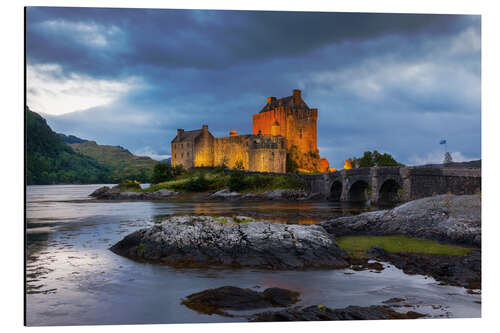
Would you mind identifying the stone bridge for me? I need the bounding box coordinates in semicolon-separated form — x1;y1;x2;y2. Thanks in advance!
300;166;481;204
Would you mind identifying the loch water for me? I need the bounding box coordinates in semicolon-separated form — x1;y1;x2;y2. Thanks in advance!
26;184;481;326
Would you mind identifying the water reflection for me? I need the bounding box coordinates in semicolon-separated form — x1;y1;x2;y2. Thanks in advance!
25;185;480;326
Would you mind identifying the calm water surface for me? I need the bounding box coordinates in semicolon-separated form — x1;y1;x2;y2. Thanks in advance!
26;184;480;326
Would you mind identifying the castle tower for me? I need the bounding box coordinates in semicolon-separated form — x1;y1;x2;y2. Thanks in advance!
252;89;318;154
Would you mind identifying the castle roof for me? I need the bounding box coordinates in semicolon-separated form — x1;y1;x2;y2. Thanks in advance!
171;129;203;142
259;94;310;113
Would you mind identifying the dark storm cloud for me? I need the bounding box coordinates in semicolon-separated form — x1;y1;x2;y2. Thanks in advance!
26;7;481;167
27;7;467;76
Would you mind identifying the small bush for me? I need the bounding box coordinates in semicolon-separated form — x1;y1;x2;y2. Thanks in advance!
252;174;272;188
228;172;247;192
173;164;186;177
152;162;174;184
184;173;212;192
118;179;141;190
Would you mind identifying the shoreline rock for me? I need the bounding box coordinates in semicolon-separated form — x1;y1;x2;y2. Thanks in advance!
181;286;427;321
206;189;309;201
110;215;349;269
181;286;300;316
367;246;481;290
90;185;179;200
90;186;311;202
250;304;427;321
320;194;481;247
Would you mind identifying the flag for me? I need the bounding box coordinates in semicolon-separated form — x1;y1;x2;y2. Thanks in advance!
439;140;447;145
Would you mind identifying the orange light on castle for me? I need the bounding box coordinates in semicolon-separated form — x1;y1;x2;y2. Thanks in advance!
328;168;337;172
343;160;353;170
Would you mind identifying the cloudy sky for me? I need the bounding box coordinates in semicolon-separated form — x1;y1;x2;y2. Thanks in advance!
26;7;481;169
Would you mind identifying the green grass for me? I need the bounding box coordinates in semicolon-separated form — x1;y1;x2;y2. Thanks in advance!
143;168;304;193
337;235;472;258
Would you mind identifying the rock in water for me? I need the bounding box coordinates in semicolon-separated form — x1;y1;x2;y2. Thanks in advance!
181;286;300;315
250;305;426;321
110;216;349;269
89;186;179;200
89;186;111;197
320;194;481;247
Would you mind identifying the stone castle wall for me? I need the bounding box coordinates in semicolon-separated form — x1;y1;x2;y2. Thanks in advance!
171;136;195;168
252;107;318;153
249;148;287;173
213;135;252;169
193;127;214;167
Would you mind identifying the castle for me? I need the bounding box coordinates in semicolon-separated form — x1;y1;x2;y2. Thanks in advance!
171;89;329;173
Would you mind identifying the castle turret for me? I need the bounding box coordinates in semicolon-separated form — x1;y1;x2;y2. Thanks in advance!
253;89;317;154
292;89;301;103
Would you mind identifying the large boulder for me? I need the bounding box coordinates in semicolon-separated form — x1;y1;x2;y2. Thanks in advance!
110;216;349;269
320;194;481;247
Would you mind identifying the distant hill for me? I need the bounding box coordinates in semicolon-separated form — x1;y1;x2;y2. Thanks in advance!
58;133;88;144
68;141;157;182
26;108;112;185
27;108;159;184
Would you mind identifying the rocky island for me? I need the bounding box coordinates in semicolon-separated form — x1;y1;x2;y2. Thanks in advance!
110;215;349;269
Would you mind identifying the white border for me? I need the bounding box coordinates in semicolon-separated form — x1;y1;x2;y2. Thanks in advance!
2;1;499;332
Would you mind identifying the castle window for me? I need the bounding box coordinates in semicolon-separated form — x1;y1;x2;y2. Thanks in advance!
187;152;190;157
175;154;177;158
181;153;184;158
181;143;183;148
299;128;303;139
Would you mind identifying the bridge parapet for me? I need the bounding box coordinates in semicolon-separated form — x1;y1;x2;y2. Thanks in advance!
299;166;481;204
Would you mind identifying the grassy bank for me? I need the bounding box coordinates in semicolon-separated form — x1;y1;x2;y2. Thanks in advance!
143;168;304;193
337;235;472;258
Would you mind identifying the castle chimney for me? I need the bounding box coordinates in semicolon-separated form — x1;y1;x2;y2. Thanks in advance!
177;129;184;138
293;89;301;102
266;96;276;104
202;125;208;132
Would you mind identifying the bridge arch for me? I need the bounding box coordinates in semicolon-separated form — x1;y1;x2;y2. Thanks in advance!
348;180;370;203
329;181;343;201
377;178;402;204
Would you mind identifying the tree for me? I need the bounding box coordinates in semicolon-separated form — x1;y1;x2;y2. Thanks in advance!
349;150;404;168
152;162;174;184
173;164;185;177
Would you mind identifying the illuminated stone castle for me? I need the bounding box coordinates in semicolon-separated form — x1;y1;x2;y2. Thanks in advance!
171;89;328;173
